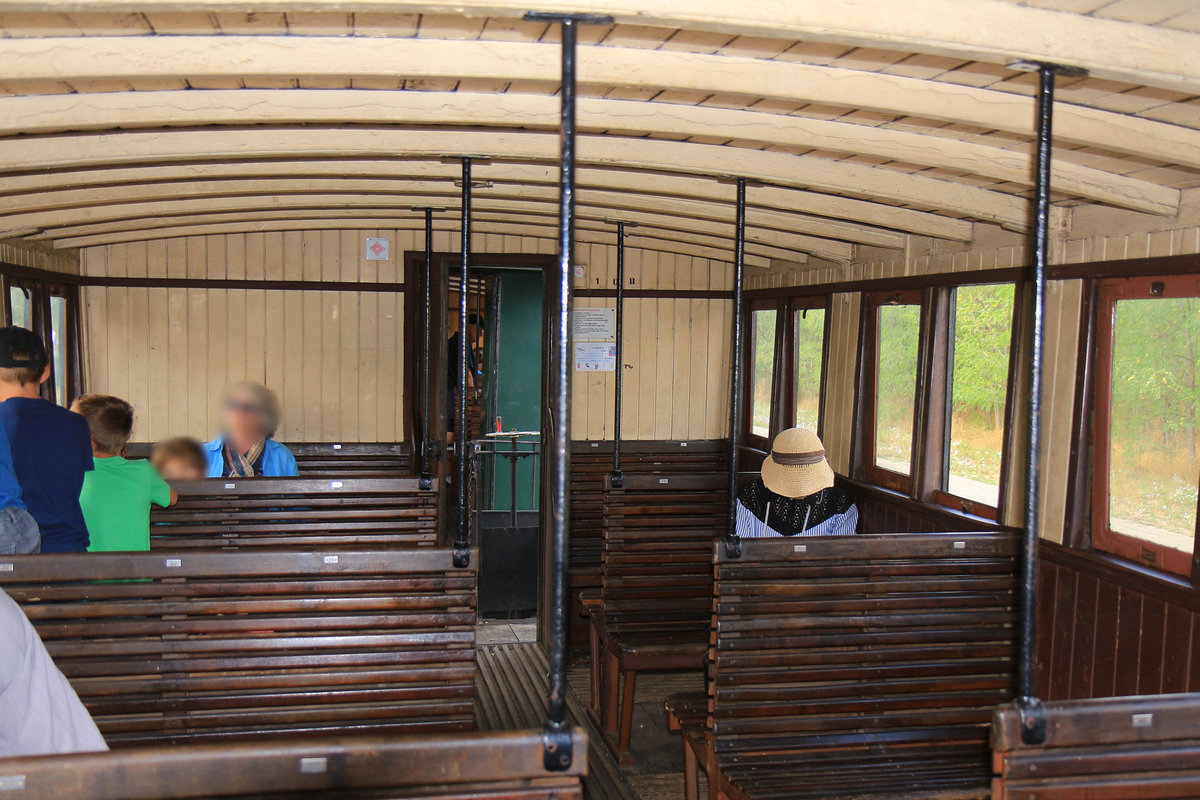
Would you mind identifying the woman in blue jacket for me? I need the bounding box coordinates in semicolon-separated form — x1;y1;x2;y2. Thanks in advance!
205;382;298;478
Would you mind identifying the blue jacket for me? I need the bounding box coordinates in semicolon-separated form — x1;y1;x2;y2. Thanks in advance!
205;438;299;478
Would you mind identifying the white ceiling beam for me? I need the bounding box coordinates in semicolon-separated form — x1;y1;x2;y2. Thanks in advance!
1;90;1175;215
56;216;773;268
0;159;959;242
0;35;1195;170
0;176;868;255
0;127;1028;226
11;191;841;260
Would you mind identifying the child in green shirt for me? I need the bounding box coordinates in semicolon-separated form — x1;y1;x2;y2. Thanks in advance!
71;395;176;552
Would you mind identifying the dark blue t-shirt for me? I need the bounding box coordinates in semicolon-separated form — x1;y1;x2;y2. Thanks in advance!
0;398;93;553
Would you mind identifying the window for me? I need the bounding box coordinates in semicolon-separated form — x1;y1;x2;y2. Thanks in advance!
2;273;80;407
1092;275;1200;576
49;294;69;407
793;306;825;430
749;308;777;440
944;284;1016;510
865;294;922;488
9;286;30;329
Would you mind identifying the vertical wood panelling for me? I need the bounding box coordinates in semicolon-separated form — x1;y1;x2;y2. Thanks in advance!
1041;543;1200;703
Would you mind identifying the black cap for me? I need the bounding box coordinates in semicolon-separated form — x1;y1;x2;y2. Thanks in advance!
0;326;48;371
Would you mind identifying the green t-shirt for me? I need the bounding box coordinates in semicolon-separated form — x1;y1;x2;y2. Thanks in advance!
81;456;172;552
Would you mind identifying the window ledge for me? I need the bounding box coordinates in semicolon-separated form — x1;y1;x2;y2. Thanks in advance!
1041;540;1199;610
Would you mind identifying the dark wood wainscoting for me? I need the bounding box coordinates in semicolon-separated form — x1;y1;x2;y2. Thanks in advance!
837;476;1005;534
1037;540;1200;700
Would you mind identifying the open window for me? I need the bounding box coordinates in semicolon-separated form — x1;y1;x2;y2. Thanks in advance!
859;290;923;493
747;304;778;444
1;271;81;407
935;283;1017;517
1091;274;1200;577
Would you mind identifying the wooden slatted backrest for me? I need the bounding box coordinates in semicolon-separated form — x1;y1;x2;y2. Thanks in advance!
124;442;413;477
571;440;729;572
0;549;477;747
0;730;585;800
150;478;438;549
711;533;1020;800
600;472;728;634
991;694;1200;800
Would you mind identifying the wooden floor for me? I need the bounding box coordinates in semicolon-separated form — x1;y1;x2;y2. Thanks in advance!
475;640;704;800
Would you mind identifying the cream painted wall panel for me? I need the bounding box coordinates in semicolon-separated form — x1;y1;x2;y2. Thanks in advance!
0;238;78;275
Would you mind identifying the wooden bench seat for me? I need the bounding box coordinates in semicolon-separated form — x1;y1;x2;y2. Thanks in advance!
125;442;413;477
991;694;1200;800
669;533;1020;800
593;472;727;760
0;549;477;746
0;730;585;800
150;477;438;549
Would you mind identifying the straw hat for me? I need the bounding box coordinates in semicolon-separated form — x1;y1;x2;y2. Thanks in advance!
760;427;836;499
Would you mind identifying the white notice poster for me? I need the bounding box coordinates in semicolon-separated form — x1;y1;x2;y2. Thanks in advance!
575;342;616;372
573;308;615;341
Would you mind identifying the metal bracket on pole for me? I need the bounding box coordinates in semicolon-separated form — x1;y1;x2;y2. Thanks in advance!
526;9;613;773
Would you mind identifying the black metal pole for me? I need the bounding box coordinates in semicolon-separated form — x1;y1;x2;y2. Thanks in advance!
418;206;437;490
611;220;628;486
1011;58;1084;745
724;178;747;559
454;157;473;568
525;8;612;772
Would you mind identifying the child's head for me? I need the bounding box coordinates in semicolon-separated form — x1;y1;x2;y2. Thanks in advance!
0;326;49;388
70;394;134;457
152;437;207;481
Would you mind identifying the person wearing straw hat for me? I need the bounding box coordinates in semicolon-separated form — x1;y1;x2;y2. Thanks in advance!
736;427;858;538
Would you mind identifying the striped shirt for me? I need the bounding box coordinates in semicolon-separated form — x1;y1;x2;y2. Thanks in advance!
735;499;859;539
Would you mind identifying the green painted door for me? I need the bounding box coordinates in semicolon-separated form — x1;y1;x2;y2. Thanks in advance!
492;270;543;510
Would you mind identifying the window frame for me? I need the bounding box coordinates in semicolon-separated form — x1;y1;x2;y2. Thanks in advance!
856;289;925;494
1089;273;1200;578
741;294;831;453
926;282;1021;521
1;269;82;406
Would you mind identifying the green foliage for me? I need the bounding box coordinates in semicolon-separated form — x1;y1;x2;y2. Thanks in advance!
951;284;1015;427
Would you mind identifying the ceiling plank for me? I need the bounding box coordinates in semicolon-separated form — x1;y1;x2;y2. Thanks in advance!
1;190;856;261
0;35;1196;169
2;89;1176;214
0;127;1028;226
52;216;775;268
0;158;963;241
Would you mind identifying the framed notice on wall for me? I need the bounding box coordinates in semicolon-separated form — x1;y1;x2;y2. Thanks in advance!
572;306;616;371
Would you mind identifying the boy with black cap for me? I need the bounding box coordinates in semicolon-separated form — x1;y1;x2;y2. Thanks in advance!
0;327;93;553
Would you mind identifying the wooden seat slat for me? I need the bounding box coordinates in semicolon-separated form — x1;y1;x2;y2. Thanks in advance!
991;694;1200;799
0;549;478;746
0;730;585;800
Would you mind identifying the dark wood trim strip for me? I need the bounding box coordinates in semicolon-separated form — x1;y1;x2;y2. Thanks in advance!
746;254;1200;301
1064;278;1098;548
0;262;83;285
79;276;406;293
1042;539;1200;612
574;288;732;299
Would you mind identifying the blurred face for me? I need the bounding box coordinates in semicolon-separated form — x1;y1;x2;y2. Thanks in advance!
224;393;266;445
159;457;204;482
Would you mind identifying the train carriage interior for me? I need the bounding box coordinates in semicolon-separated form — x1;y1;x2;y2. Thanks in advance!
0;2;1199;799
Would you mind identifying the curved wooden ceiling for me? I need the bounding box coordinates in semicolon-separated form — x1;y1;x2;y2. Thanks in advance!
0;0;1198;264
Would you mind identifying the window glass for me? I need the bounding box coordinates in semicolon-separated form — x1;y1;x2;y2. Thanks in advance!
50;295;68;406
749;309;777;439
947;284;1015;507
875;304;920;475
1107;296;1199;558
9;286;30;329
793;307;825;431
